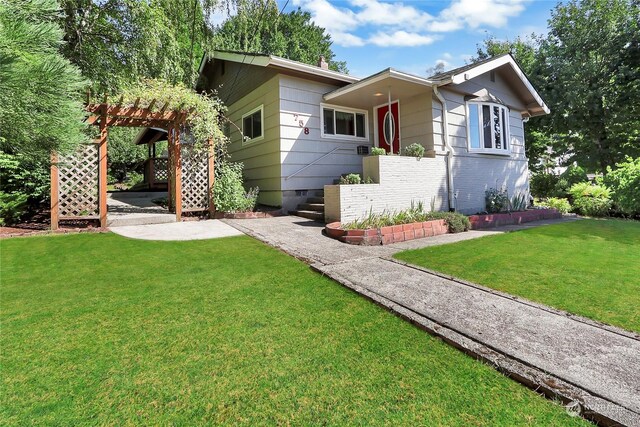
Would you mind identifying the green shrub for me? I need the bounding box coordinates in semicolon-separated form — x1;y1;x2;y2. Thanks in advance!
485;187;509;213
124;171;143;186
554;165;588;198
370;147;386;156
443;212;471;233
0;151;50;208
339;173;361;185
603;157;640;217
213;160;259;213
530;172;559;198
569;182;611;217
0;191;28;226
538;197;572;214
404;143;425;158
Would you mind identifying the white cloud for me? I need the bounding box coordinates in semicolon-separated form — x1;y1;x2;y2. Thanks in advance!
369;31;437;47
350;0;433;30
436;0;529;30
294;0;530;47
333;32;366;47
293;0;358;33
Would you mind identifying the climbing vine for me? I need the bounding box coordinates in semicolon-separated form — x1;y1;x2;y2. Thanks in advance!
120;79;227;148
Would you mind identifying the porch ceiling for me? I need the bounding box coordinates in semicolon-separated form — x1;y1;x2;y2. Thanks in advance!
323;68;432;109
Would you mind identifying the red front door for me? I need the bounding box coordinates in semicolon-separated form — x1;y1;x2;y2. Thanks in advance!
376;102;400;154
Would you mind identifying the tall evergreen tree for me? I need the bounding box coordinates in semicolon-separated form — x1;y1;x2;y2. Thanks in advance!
0;0;87;156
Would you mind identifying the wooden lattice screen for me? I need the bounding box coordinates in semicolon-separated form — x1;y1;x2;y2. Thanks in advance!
181;145;211;211
154;158;169;182
56;144;100;218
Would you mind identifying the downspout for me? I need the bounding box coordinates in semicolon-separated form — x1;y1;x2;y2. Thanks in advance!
432;85;456;211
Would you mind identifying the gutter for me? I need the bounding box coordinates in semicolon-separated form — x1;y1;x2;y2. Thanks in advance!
432;85;456;212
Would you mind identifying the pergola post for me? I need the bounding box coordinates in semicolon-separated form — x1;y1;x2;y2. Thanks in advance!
167;125;174;211
173;124;182;221
98;109;108;228
208;139;215;217
50;151;59;230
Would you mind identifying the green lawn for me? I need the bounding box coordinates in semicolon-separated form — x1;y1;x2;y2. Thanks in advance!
1;233;588;426
395;219;640;333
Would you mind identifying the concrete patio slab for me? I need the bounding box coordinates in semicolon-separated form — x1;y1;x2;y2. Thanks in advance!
223;215;640;426
107;191;174;227
110;219;243;241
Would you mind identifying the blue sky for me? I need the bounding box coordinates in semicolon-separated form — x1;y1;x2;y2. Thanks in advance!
272;0;558;78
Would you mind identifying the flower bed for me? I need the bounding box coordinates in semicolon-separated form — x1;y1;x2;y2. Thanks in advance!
325;219;449;246
468;208;561;229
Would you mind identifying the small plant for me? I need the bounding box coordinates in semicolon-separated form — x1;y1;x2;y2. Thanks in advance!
538;197;571;214
339;173;361;185
485;187;509;213
370;147;386;156
404;143;425;158
569;182;611;217
363;176;374;184
509;192;528;212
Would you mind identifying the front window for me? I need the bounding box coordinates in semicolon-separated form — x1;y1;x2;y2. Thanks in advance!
322;105;367;139
242;105;263;143
468;102;509;153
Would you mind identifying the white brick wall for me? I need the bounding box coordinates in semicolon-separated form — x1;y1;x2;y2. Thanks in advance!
452;155;530;214
325;153;531;222
325;155;449;223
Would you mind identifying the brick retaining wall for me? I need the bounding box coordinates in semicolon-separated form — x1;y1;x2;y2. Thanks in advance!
325;219;448;246
469;209;561;229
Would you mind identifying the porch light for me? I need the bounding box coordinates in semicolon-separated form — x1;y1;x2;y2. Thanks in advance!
373;92;384;96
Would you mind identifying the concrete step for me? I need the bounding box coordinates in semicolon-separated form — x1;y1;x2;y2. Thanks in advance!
107;213;176;227
298;203;325;212
289;210;325;222
307;196;324;204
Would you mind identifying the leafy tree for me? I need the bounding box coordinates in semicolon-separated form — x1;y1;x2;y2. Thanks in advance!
539;0;640;172
0;0;88;156
213;2;347;73
60;0;227;92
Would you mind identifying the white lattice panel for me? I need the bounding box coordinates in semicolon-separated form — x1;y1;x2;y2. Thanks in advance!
181;146;210;211
58;144;99;217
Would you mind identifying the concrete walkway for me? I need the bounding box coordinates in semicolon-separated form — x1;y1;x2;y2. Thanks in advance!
223;216;640;427
111;219;243;241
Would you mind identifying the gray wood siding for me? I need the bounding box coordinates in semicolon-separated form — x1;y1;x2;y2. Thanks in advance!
225;75;282;206
279;75;373;193
201;60;278;107
398;92;433;152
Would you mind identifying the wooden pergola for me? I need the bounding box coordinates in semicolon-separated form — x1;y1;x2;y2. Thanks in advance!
50;96;215;229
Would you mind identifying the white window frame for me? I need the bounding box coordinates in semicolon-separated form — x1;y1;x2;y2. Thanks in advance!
241;104;264;145
466;101;511;155
320;103;369;141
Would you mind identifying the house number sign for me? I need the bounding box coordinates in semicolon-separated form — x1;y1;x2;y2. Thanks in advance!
292;112;310;135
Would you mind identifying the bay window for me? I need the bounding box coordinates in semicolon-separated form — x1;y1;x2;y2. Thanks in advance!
467;102;510;153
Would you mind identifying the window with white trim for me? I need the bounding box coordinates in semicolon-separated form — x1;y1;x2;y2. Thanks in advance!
322;105;367;139
467;102;510;153
242;105;263;142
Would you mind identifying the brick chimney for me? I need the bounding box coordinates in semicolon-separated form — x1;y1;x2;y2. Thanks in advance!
318;55;329;70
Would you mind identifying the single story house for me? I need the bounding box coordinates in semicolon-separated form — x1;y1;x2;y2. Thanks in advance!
194;50;549;221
